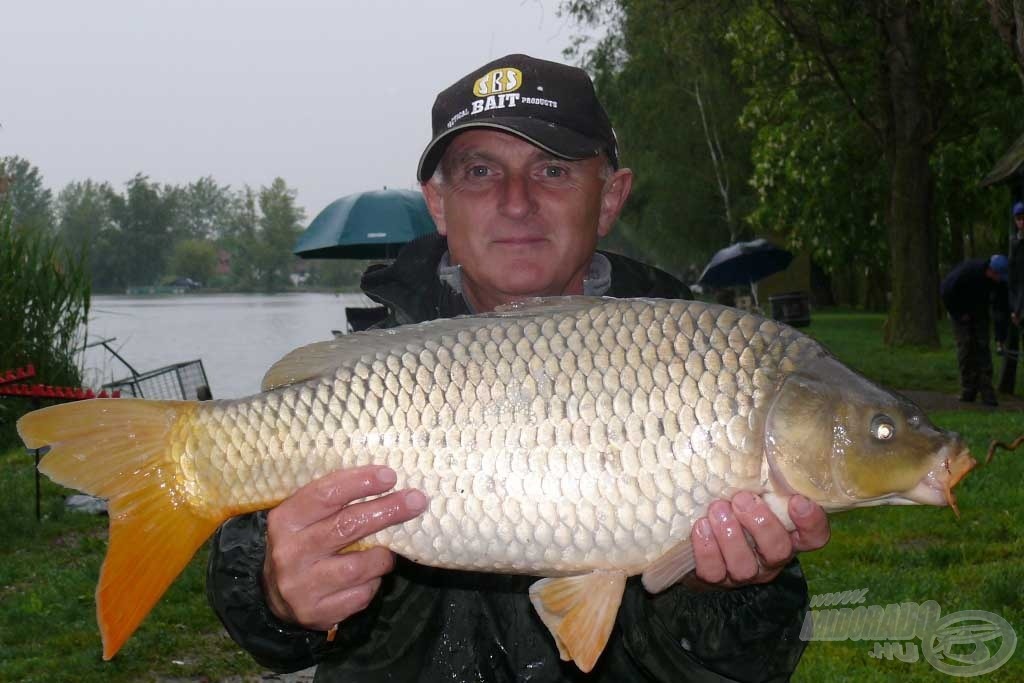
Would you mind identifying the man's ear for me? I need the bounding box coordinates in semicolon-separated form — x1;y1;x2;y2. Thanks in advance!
421;181;447;236
597;168;633;238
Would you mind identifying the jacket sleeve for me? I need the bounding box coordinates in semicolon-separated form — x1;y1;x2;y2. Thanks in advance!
617;560;809;682
206;513;367;672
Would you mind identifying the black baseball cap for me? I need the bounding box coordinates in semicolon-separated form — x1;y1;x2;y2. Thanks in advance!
417;54;619;182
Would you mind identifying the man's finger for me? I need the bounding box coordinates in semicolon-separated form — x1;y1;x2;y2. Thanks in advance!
731;491;793;568
285;547;396;629
297;577;385;632
690;517;727;584
788;495;830;552
309;488;428;554
707;500;760;583
271;466;400;531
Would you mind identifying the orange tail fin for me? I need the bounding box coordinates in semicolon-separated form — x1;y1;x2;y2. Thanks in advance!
18;398;223;660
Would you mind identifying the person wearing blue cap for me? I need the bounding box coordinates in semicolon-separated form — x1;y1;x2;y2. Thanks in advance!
940;255;1010;406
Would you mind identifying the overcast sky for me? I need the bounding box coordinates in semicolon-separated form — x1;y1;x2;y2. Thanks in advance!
1;0;590;220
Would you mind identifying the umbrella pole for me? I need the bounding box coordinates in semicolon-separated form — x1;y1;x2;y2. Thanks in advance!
751;280;759;310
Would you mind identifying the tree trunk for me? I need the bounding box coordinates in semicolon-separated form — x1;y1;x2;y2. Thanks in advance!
692;79;737;243
882;3;940;347
884;143;939;346
949;215;964;264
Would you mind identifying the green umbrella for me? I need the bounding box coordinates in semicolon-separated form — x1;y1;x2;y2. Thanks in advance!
293;188;437;259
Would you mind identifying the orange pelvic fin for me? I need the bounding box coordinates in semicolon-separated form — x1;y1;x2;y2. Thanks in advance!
18;398;222;660
528;569;627;673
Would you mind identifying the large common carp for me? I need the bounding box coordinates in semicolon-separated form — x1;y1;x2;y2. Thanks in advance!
18;297;975;671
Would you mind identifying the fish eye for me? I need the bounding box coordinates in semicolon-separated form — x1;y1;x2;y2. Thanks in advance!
871;415;896;441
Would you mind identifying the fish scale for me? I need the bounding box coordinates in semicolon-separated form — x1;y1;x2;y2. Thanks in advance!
179;299;790;575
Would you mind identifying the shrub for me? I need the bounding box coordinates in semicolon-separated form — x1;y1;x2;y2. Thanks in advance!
0;200;91;445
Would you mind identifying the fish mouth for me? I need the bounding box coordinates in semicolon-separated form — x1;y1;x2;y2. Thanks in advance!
902;443;977;516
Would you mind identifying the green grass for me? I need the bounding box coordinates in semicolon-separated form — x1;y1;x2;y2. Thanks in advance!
1;310;1021;681
0;450;264;682
802;310;962;394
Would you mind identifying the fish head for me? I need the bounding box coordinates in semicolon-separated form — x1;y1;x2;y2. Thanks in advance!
764;356;975;513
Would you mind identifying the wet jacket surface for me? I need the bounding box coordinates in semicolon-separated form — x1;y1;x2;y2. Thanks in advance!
207;234;811;682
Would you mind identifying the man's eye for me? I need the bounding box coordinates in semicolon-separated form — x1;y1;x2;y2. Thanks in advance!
468;166;490;177
543;166;566;178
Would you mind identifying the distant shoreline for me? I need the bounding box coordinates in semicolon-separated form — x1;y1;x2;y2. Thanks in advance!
91;287;364;297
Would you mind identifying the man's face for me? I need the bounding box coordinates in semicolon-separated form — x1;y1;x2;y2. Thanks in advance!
422;130;632;312
1015;213;1024;233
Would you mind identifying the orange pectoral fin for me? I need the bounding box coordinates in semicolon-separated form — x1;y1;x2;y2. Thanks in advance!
528;570;627;673
641;540;696;593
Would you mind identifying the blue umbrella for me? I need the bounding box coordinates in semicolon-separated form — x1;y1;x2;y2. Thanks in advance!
293;188;437;259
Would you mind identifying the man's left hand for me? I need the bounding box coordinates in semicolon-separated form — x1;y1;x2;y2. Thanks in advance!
687;492;829;588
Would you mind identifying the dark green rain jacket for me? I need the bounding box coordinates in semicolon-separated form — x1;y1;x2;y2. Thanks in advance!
207;234;811;682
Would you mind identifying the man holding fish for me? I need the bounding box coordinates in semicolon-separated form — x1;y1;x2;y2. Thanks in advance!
207;54;831;680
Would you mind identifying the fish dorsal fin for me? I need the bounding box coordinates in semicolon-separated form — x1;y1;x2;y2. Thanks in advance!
261;297;609;391
261;330;398;391
641;540;696;593
491;295;606;317
528;569;627;673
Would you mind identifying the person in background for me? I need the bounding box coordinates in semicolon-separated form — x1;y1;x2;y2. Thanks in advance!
940;254;1009;407
1008;202;1024;330
206;54;830;682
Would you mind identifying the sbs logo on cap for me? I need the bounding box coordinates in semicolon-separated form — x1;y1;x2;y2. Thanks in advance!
473;68;523;97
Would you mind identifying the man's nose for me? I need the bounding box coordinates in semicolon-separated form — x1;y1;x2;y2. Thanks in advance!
498;172;537;219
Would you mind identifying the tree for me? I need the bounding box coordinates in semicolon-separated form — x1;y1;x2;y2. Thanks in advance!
219;186;261;290
55;180;115;285
172;176;234;241
987;0;1024;88
732;1;1017;345
563;0;756;273
0;156;54;234
104;175;179;288
168;239;218;284
252;179;304;292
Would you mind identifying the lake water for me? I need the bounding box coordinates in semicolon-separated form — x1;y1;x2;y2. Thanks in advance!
82;293;375;399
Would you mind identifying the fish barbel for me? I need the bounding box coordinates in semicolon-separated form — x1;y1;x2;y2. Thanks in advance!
18;297;975;671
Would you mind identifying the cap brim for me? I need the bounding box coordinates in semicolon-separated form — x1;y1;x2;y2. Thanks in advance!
417;118;611;182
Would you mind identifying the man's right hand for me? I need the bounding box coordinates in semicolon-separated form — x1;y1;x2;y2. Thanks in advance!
262;465;428;632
